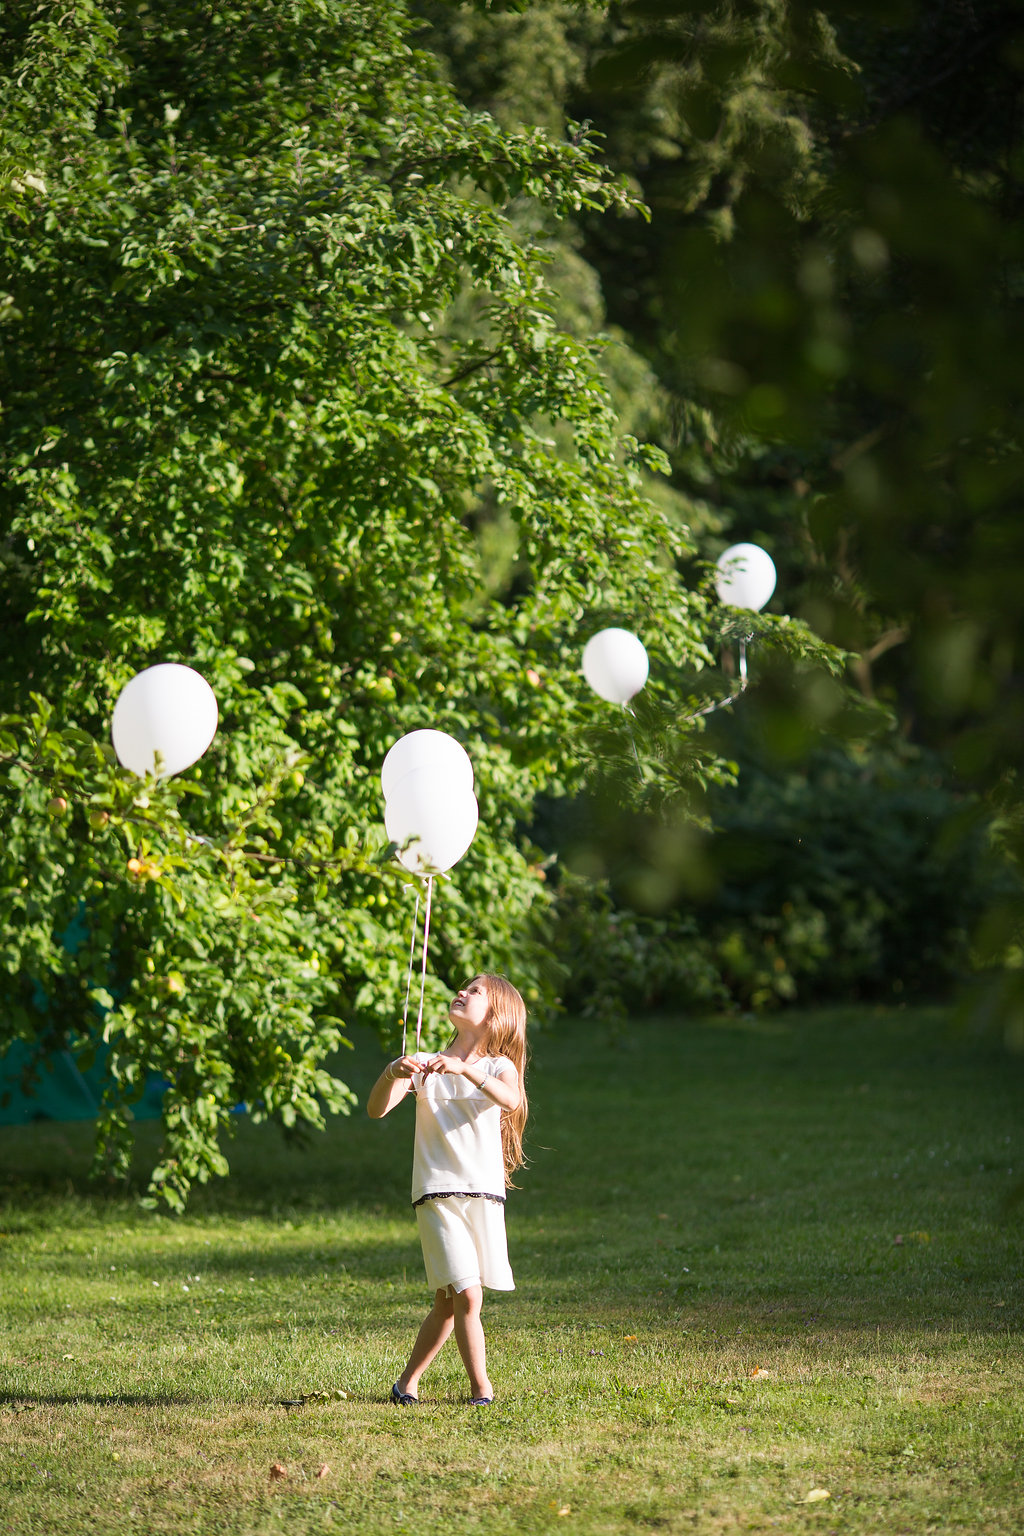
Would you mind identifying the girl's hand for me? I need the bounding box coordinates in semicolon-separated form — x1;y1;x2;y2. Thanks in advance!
423;1052;466;1076
367;1053;424;1118
389;1055;423;1080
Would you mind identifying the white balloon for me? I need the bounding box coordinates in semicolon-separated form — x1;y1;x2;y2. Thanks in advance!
715;543;777;612
384;768;479;875
582;628;649;706
111;663;218;779
381;728;474;801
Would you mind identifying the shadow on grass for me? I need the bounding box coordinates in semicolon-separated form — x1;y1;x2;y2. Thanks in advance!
0;1389;457;1412
0;1392;190;1409
2;1008;1022;1344
0;1030;407;1219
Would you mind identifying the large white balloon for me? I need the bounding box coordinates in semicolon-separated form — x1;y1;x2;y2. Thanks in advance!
715;543;777;612
381;728;474;802
384;767;479;875
582;628;650;706
111;663;218;779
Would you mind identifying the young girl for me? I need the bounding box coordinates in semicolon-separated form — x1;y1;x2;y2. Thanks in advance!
366;973;528;1407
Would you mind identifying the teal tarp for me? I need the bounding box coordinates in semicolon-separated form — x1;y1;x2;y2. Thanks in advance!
0;1039;165;1126
0;905;165;1126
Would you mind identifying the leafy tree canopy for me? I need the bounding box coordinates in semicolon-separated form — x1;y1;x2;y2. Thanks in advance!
0;0;837;1204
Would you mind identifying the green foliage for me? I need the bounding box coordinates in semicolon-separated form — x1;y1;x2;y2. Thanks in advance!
423;1;1024;1033
580;0;1024;1028
544;732;1015;1015
549;868;726;1024
0;693;360;1207
581;0;1024;737
440;0;1024;750
6;0;840;1205
689;743;1014;1011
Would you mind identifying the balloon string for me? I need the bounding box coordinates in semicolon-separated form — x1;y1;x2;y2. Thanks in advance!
414;874;434;1055
623;704;643;783
400;884;421;1059
685;636;752;723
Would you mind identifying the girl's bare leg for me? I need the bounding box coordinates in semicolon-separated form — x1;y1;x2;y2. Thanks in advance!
452;1284;493;1401
396;1289;455;1397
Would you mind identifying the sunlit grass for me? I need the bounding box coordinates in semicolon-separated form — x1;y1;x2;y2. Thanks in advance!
1;1005;1022;1533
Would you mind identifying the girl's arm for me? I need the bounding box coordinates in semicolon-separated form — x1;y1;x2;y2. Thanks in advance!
424;1055;521;1112
366;1055;421;1119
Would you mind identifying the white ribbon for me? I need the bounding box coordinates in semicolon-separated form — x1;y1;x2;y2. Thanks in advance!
400;884;421;1059
414;875;434;1055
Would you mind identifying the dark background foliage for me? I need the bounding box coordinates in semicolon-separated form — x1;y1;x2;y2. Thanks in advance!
414;0;1024;1025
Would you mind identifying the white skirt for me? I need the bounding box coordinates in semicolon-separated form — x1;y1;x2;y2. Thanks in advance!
415;1195;515;1295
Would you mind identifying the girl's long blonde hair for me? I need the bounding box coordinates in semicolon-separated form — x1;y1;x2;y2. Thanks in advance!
475;973;529;1187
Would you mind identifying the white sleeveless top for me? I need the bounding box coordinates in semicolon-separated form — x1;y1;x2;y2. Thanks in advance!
410;1053;515;1205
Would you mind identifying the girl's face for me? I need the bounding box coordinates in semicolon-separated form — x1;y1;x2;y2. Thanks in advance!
449;977;489;1028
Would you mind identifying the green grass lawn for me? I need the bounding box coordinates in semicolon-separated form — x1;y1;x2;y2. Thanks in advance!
1;1005;1022;1534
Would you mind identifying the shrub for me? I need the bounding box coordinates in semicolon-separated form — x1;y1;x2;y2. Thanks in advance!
549;871;727;1027
544;742;1017;1015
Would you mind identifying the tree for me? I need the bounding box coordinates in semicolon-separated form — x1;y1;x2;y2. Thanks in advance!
582;0;1024;1028
1;0;837;1203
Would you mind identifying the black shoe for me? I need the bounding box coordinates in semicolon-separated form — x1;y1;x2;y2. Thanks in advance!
468;1396;493;1406
391;1382;418;1406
